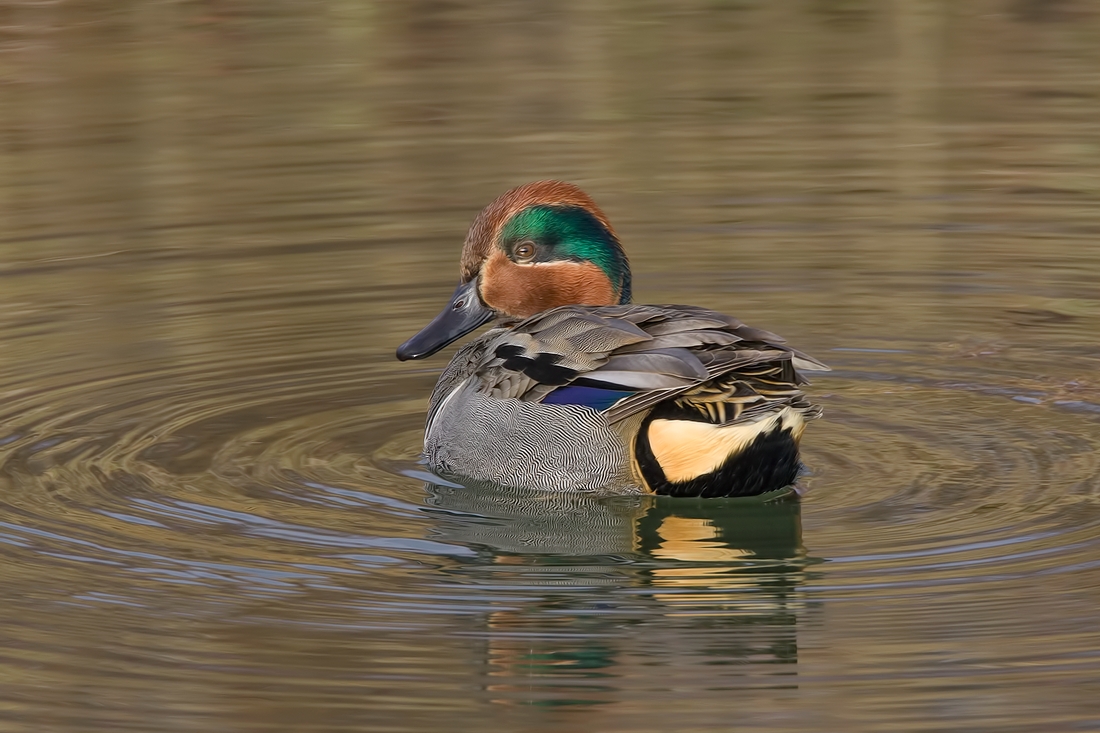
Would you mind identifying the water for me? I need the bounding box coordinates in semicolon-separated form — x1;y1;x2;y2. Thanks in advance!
2;2;1100;731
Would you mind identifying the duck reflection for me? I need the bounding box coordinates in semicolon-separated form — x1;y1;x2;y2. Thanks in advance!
424;482;650;556
423;483;810;708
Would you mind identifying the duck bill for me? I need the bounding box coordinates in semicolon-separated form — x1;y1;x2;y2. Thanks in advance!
396;279;495;361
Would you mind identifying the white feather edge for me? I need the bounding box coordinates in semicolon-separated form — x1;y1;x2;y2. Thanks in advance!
426;376;470;441
793;355;831;372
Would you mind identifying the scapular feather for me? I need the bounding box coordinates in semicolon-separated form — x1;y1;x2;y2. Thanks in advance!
447;304;826;428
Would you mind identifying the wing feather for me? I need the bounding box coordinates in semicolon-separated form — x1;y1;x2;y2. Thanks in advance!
457;304;827;423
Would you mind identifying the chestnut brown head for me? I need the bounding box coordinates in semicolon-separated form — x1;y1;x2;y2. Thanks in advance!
397;181;631;360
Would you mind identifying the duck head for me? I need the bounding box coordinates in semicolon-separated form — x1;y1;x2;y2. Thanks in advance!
396;181;632;360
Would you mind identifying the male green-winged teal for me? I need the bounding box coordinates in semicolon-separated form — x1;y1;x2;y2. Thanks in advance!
396;181;828;497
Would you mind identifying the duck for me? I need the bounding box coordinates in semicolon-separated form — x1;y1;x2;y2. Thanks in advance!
396;181;828;497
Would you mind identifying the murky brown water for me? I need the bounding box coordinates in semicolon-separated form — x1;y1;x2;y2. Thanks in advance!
2;2;1100;731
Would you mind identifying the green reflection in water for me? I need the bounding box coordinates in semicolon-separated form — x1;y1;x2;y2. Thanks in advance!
426;484;810;707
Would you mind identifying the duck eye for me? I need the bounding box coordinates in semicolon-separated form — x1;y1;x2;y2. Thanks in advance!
514;241;536;262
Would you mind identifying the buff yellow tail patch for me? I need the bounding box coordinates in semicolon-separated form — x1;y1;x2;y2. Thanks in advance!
647;407;805;483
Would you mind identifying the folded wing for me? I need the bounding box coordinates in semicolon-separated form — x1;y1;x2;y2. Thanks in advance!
470;304;827;426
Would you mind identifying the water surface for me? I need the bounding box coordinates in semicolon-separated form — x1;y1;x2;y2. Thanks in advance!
2;2;1100;731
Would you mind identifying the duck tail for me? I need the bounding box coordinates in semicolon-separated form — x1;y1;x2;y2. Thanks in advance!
633;405;809;498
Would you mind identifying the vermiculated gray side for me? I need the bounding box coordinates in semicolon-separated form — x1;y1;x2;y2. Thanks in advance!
424;382;632;493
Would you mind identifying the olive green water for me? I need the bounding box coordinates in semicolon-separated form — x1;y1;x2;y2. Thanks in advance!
2;2;1100;731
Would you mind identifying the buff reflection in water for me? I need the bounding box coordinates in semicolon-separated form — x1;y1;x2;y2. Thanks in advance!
424;483;811;707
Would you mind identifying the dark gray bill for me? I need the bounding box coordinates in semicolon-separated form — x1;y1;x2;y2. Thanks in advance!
396;279;494;360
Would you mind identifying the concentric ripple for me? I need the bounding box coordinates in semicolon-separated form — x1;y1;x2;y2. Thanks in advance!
3;0;1100;726
2;245;1100;729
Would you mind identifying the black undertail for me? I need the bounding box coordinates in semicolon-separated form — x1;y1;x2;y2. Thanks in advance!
635;409;802;499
